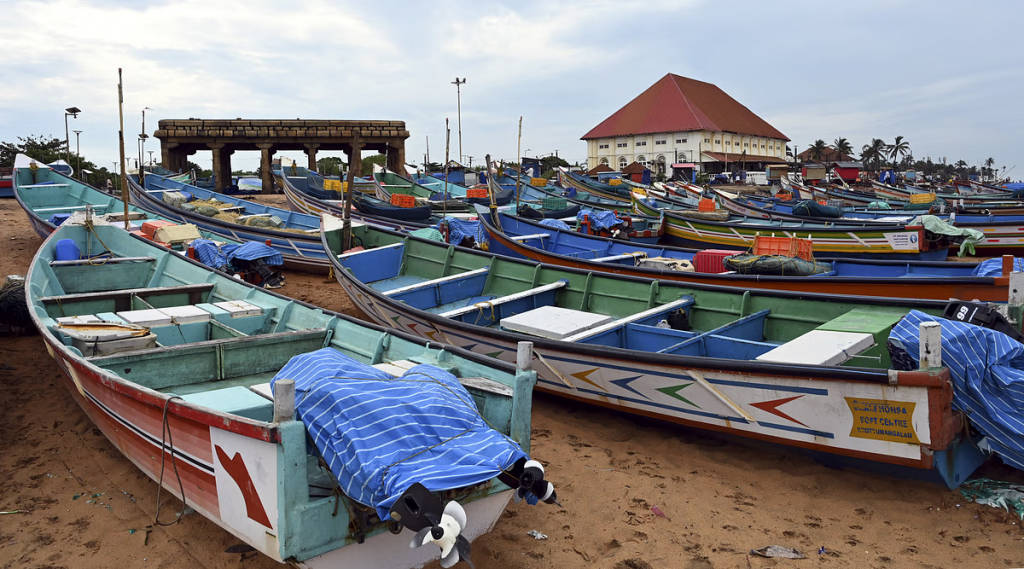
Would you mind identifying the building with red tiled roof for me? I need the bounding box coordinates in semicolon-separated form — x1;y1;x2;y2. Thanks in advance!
582;74;789;176
587;163;614;176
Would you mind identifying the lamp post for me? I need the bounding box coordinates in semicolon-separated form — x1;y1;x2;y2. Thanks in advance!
148;150;154;167
138;134;149;182
451;77;466;160
73;130;82;180
64;106;81;165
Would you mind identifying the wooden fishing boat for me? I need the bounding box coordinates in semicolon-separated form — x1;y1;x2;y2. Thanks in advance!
11;155;239;247
322;216;1002;488
127;173;331;273
506;173;633;214
631;192;951;260
556;169;630;202
28;219;550;568
0;166;12;198
477;208;1015;302
871;180;1024;206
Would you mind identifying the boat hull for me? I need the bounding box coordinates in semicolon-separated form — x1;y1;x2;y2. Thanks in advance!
326;247;983;489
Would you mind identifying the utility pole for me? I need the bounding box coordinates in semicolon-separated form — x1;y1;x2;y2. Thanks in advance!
73;130;82;180
64;106;80;165
451;77;466;160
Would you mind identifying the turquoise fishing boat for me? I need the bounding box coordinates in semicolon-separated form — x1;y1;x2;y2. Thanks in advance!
27;218;555;568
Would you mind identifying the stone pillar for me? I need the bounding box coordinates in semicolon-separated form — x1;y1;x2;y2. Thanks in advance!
386;141;406;174
208;143;226;192
304;143;320;172
220;148;235;191
161;143;173;171
257;143;275;194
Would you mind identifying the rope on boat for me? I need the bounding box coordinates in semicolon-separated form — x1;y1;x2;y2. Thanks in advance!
154;395;188;526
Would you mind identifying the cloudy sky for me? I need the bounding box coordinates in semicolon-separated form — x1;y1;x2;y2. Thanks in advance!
1;0;1021;178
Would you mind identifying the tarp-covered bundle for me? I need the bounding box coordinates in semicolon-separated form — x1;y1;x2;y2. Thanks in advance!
911;215;984;256
271;348;527;519
538;218;571;231
723;253;832;276
189;239;231;272
972;257;1024;277
577;209;622;231
408;227;445;242
222;242;283;266
442;218;487;248
889;311;1024;470
791;200;842;218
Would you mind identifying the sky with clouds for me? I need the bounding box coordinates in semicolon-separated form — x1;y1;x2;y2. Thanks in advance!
1;0;1021;178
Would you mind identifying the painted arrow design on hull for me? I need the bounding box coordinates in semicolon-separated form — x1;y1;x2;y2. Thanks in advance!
750;395;807;427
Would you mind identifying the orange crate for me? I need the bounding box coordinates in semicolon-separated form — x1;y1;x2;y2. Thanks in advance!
466;188;488;199
778;192;793;201
752;235;814;260
141;220;175;239
390;194;416;208
698;198;716;212
817;200;827;205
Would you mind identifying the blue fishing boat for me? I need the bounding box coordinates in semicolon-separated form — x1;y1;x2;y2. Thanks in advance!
127;173;331;273
475;207;1015;302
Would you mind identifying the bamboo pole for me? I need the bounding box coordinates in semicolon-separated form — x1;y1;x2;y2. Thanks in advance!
486;154;502;232
117;69;129;230
442;119;450;226
342;130;362;251
515;116;522;213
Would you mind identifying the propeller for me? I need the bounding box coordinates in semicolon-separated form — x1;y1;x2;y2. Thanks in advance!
390;482;475;568
498;458;560;507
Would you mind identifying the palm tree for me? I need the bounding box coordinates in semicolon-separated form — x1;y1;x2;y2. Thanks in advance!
954;160;968;178
859;139;887;173
809;139;828;164
887;136;910;168
833;137;853;161
984;157;995;180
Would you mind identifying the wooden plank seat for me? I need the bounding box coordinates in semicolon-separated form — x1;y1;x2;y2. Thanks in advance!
383;267;490;297
439;280;569;319
39;283;214;308
508;233;550;242
562;297;696;343
49;256;155;267
88;328;329;389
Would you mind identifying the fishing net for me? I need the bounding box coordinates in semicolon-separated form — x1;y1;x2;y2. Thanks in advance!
723;253;832;276
0;277;33;335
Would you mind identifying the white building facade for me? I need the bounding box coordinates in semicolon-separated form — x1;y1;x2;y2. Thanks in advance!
586;130;787;175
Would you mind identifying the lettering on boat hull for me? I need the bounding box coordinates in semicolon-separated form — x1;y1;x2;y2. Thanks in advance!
846;397;920;444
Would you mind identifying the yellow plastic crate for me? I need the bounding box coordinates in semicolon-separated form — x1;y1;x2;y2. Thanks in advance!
530;177;547;186
608;179;622;186
909;192;935;204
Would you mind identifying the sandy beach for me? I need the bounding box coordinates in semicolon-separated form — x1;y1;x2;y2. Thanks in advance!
3;195;1024;569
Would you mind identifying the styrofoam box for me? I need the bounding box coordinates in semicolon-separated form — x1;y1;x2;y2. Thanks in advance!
56;314;104;325
115;309;172;327
501;306;613;340
755;330;874;366
161;305;212;324
213;300;263;318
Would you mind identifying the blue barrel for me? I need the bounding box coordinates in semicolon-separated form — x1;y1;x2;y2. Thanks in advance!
180;191;194;202
55;239;82;261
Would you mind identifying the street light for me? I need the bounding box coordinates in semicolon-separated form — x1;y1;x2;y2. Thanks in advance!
148;150;154;167
64;106;81;165
138;134;149;180
73;130;82;180
451;77;466;160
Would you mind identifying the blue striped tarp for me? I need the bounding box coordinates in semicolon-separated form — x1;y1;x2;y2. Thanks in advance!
889;311;1024;470
271;348;526;519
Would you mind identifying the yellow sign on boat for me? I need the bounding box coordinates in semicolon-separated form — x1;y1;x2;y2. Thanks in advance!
322;179;343;192
846;397;920;444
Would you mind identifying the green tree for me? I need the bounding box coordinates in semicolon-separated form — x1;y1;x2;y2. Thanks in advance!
832;137;853;161
360;154;387;177
317;156;346;176
809;139;828;163
859;139;887;173
984;157;995;180
887;136;910;168
0;134;67;167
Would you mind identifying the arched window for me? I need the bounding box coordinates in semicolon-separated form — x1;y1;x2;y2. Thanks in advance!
656;155;667;175
618;157;627;170
637;155;647;168
599;158;609;166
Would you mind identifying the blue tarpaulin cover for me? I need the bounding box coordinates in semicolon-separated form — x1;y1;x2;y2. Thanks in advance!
889;311;1024;470
441;217;487;247
538;218;571;231
972;257;1024;277
222;242;284;266
190;239;230;271
271;348;527;519
577;209;622;231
